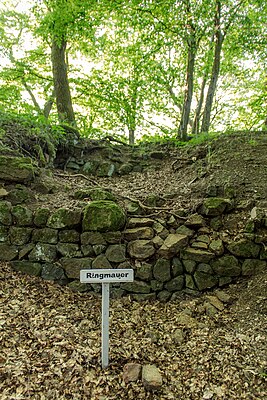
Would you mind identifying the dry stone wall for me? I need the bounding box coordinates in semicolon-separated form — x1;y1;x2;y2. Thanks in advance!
0;197;266;301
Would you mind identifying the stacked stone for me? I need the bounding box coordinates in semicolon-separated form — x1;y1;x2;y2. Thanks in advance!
0;196;266;300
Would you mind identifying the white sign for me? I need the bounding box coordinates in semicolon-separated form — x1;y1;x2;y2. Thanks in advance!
80;268;134;283
80;268;134;369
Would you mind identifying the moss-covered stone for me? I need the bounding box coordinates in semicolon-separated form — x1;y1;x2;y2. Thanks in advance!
211;255;241;276
19;243;35;259
57;243;82;258
60;257;92;279
96;161;115;177
260;247;267;260
82;201;126;232
242;259;266;276
58;229;80;243
172;258;184;276
92;254;111;269
12;205;33;226
6;185;32;205
181;247;215;263
183;259;196;274
127;217;155;228
82;160;100;174
185;274;197;290
0;201;12;225
74;187;116;201
41;263;68;284
105;244;126;263
209;239;224;255
34;208;50;227
176;225;195;237
185;213;206;228
135;262;153;281
47;208;81;229
32;228;58;244
123;280;151;294
102;231;122;244
123;227;154;241
81;244;95;257
125;200;142;215
131;293;156;301
194;271;218;291
157;290;172;302
227;239;260;258
0;156;34;182
0;243;18;260
28;243;57;262
165;275;184;292
151;280;164;291
9;227;32;245
200;197;232;216
127;240;155;259
153;258;171;282
158;234;188;258
11;261;42;276
81;231;106;245
68;281;91;292
93;244;107;255
0;226;9;242
118;163;133;175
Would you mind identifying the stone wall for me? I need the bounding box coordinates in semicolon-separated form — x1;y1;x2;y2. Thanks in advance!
0;197;266;301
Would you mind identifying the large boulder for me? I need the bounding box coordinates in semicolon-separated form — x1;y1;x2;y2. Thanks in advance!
82;201;126;232
0;156;34;182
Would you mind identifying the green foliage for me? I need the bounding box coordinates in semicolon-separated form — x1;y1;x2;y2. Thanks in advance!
0;0;266;140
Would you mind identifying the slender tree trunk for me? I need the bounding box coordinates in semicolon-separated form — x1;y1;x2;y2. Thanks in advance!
128;128;135;145
192;76;207;135
201;1;223;133
192;35;215;135
43;89;55;119
51;38;76;126
178;43;196;141
22;80;43;115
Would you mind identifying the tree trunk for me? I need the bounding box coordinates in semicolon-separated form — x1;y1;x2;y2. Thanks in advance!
128;128;135;145
192;35;215;135
43;89;55;119
201;1;223;133
192;76;207;135
178;43;196;141
51;38;76;126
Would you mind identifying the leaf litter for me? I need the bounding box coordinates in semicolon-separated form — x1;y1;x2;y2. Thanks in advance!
0;262;266;399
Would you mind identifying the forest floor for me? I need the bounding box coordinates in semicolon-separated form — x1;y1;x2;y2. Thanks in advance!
0;131;267;399
1;262;266;399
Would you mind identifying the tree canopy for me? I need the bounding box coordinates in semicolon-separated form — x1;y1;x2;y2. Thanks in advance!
0;0;266;143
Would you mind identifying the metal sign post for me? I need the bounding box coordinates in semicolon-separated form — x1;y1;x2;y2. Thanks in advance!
80;269;134;368
102;282;110;368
